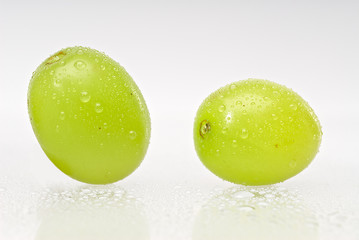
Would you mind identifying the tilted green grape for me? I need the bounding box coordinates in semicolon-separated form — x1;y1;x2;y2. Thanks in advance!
193;79;322;185
28;46;151;184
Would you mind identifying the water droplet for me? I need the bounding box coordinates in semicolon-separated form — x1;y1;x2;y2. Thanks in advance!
60;111;65;120
236;100;242;106
54;78;61;87
74;60;86;70
129;131;137;140
218;105;226;112
95;103;103;113
55;125;60;132
230;84;236;90
52;93;56;100
222;127;228;134
250;102;256;106
232;139;237;147
215;149;220;156
100;65;106;71
233;191;254;199
289;160;297;168
240;129;248;139
238;205;255;212
77;49;84;55
80;91;91;103
290;104;297;110
50;70;54;75
272;113;278;120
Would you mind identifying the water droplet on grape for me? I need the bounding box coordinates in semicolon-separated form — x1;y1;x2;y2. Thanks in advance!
59;111;65;120
74;60;86;70
272;113;278;120
218;105;226;112
230;84;236;90
80;91;91;103
240;129;248;139
77;49;84;55
129;131;137;140
95;103;103;113
289;160;297;168
232;139;237;147
290;104;297;110
54;78;61;87
55;125;60;132
100;65;106;71
236;100;242;106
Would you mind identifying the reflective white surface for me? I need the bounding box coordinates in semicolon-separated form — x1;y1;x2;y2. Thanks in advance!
1;1;359;239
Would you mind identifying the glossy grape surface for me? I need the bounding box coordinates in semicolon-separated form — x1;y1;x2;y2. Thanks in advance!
193;79;322;185
28;46;151;184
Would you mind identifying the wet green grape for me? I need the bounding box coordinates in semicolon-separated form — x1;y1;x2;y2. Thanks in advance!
28;46;151;184
193;79;322;185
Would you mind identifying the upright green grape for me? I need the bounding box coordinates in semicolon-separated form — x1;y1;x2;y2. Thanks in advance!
193;79;322;185
28;46;151;184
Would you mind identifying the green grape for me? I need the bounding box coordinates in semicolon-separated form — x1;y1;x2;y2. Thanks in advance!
193;79;322;185
28;46;151;184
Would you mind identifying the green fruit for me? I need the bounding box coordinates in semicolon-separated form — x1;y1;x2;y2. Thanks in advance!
28;46;151;184
193;79;322;185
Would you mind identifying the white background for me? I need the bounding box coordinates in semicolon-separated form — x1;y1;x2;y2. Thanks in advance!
1;0;359;239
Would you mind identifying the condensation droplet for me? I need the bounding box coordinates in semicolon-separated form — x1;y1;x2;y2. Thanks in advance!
100;65;106;71
290;104;297;110
272;113;278;120
55;125;60;132
234;191;254;199
218;105;226;112
232;139;237;147
80;91;91;103
238;205;255;212
240;128;248;139
74;60;86;70
95;103;103;113
289;160;297;168
77;49;84;55
236;100;242;106
129;131;137;140
230;84;236;90
60;111;65;120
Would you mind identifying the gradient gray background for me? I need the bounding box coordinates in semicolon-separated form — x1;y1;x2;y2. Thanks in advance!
1;1;359;239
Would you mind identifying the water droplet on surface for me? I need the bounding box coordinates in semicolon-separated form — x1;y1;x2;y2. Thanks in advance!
80;91;91;103
129;131;137;140
55;125;59;132
240;129;248;139
232;140;237;147
100;65;106;71
272;113;278;120
233;191;254;199
95;103;103;113
74;60;86;70
77;49;84;55
238;205;255;212
60;111;65;120
236;100;242;106
230;84;236;90
218;105;226;112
